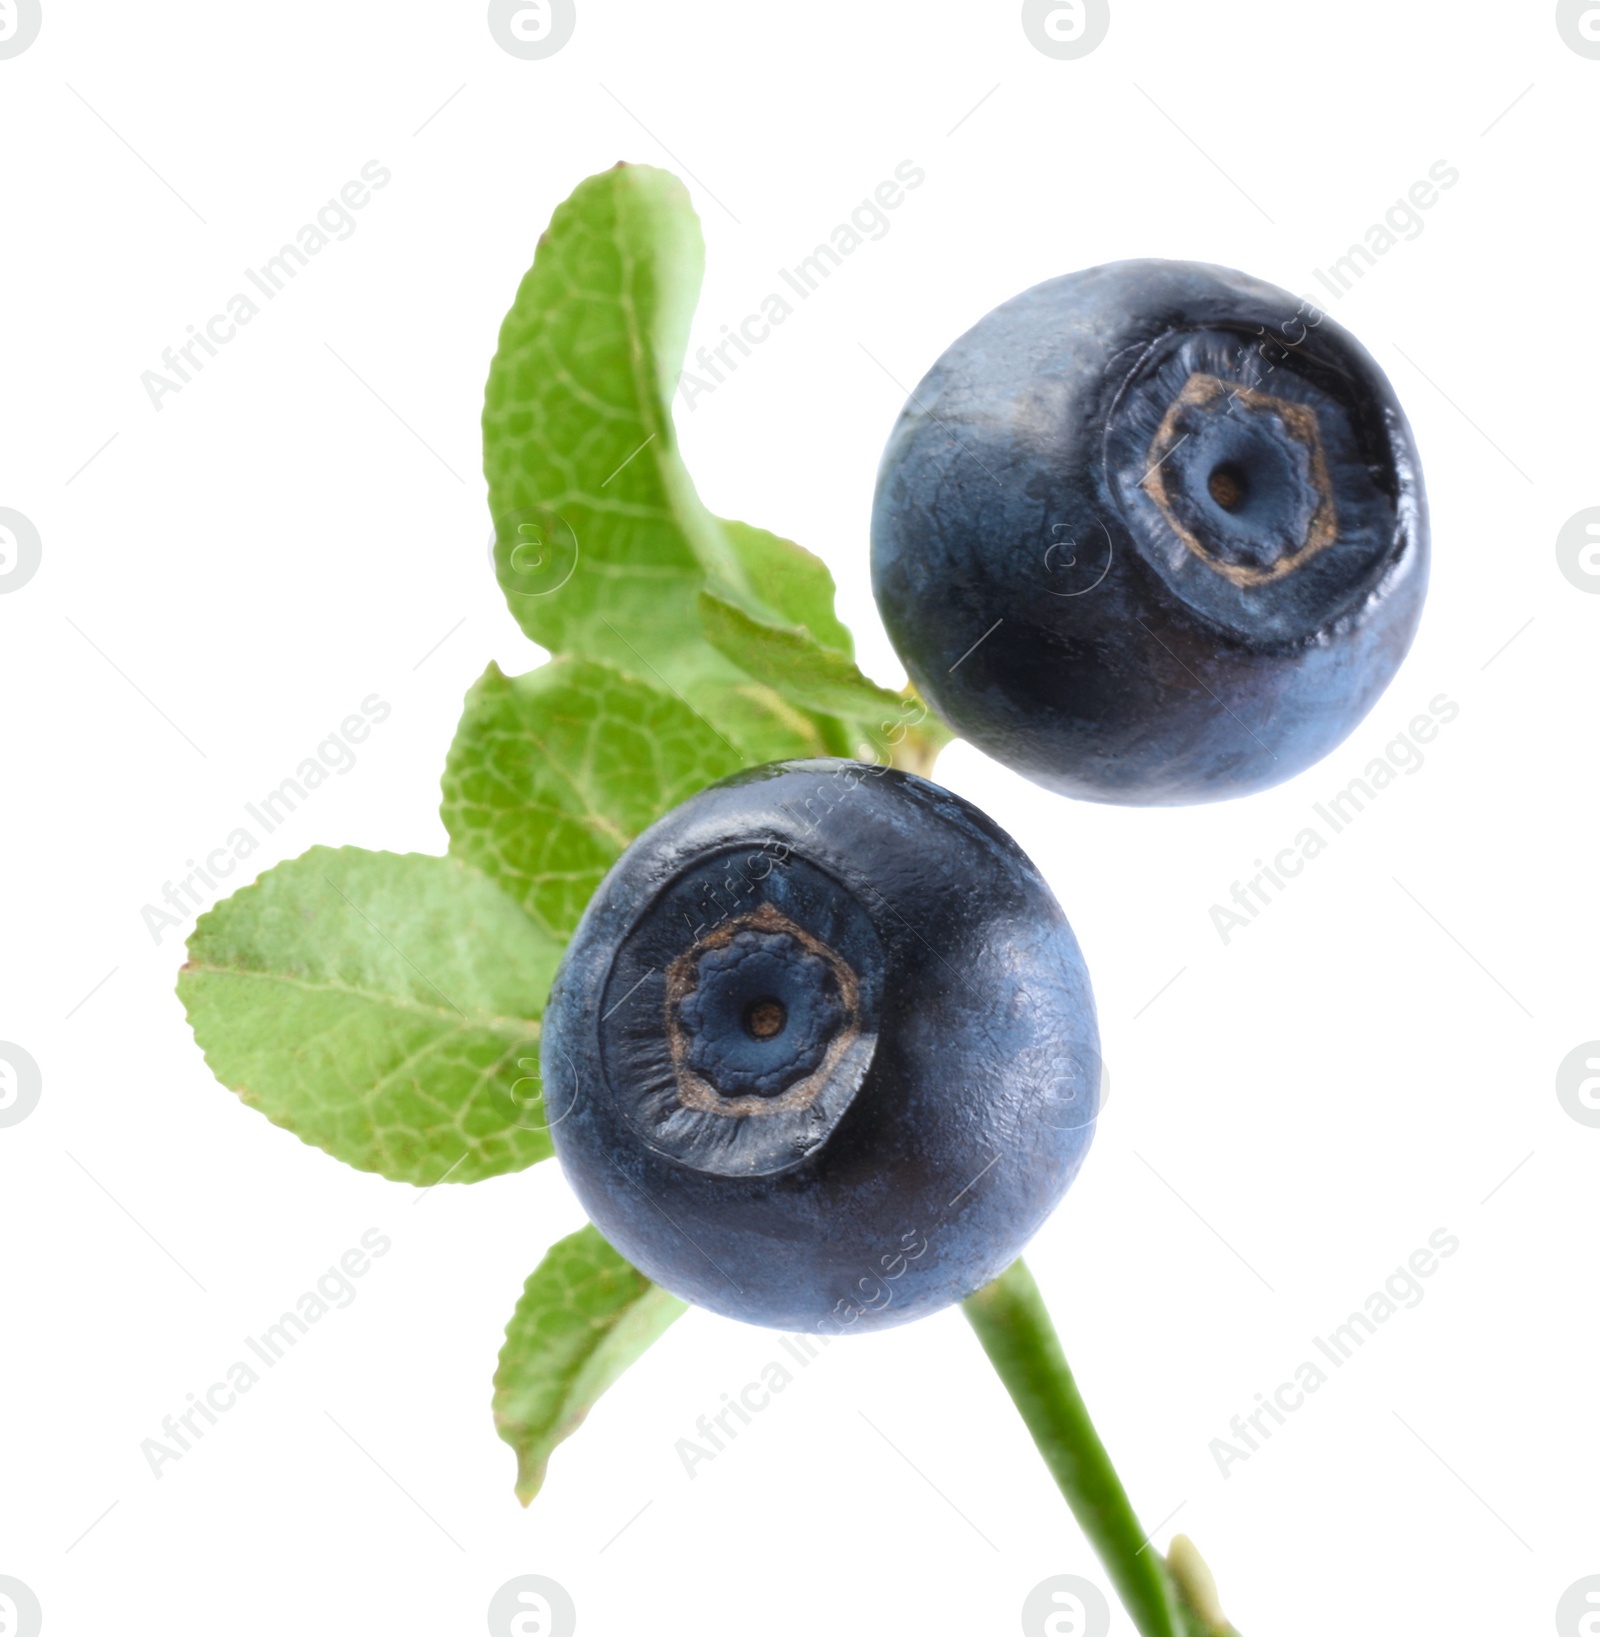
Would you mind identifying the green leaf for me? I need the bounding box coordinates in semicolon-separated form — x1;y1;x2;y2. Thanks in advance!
440;656;748;942
494;1223;687;1504
698;568;954;773
180;847;560;1186
718;517;856;657
482;163;821;762
697;587;904;724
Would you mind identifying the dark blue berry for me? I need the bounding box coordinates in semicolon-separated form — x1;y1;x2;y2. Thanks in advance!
870;259;1429;804
542;760;1100;1332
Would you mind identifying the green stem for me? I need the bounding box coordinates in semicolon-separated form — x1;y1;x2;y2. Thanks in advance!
963;1259;1233;1637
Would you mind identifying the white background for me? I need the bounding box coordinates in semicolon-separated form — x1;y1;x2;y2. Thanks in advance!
2;3;1596;1633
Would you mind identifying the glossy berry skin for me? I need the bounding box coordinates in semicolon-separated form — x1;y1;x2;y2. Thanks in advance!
871;259;1429;804
542;760;1100;1333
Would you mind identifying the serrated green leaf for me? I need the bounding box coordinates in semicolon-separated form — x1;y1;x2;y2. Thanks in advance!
718;517;855;657
696;584;953;773
697;587;905;724
440;656;747;941
494;1223;687;1504
482;163;822;762
180;847;559;1185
